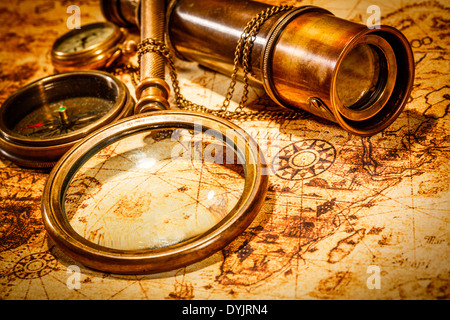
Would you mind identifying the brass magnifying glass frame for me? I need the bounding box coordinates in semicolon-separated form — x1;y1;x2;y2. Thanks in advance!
333;35;397;122
41;110;268;274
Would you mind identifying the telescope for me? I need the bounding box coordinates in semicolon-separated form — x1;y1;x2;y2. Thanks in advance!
101;0;414;135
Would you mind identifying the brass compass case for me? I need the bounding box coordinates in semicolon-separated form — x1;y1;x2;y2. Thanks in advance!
51;22;128;72
0;71;134;168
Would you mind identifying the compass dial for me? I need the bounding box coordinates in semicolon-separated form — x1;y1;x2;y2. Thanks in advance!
13;97;113;138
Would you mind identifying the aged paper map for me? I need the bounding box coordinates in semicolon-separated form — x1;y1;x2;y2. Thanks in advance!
0;0;449;300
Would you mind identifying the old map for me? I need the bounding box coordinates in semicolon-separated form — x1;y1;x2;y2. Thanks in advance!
0;0;449;299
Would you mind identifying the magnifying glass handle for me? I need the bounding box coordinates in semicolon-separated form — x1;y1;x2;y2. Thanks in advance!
135;0;170;114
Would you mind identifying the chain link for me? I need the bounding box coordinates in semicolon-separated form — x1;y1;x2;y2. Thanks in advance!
110;63;140;86
133;5;305;121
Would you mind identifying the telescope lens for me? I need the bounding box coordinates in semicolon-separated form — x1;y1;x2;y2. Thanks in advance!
336;43;381;110
334;35;397;123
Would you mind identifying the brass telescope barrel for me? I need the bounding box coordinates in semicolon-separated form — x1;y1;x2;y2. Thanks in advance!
101;0;415;136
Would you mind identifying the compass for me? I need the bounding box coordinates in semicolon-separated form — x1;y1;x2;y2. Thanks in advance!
40;0;270;274
51;22;135;72
274;139;336;180
0;70;134;168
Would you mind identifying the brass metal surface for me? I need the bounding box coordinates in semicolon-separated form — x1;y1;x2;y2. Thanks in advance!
102;0;415;136
135;0;171;113
167;0;414;136
101;0;140;28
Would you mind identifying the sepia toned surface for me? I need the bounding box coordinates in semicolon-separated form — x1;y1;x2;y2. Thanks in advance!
0;0;449;299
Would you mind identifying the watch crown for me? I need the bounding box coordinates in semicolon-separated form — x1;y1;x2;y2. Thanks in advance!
122;40;138;57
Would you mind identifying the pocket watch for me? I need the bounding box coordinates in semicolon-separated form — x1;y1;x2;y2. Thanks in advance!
51;22;136;72
0;70;134;168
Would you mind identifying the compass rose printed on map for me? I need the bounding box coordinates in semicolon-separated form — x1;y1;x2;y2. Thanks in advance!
273;139;336;180
12;252;57;279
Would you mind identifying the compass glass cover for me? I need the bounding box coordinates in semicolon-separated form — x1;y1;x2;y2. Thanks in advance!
1;72;122;143
63;126;246;250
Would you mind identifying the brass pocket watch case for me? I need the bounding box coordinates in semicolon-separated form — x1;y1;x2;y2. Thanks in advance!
51;22;132;72
0;70;134;168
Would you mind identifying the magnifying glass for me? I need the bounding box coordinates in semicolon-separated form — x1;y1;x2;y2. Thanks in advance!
40;0;269;274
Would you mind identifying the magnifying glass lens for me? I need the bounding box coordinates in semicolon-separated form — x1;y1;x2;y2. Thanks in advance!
64;127;246;250
336;43;381;110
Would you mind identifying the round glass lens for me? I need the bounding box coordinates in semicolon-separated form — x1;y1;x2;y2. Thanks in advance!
336;43;381;109
64;127;246;250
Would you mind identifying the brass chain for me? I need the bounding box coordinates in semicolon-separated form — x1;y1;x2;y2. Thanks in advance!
134;5;305;121
110;63;140;86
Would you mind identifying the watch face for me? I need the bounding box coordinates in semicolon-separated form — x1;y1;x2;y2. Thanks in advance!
51;22;125;72
55;23;116;54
